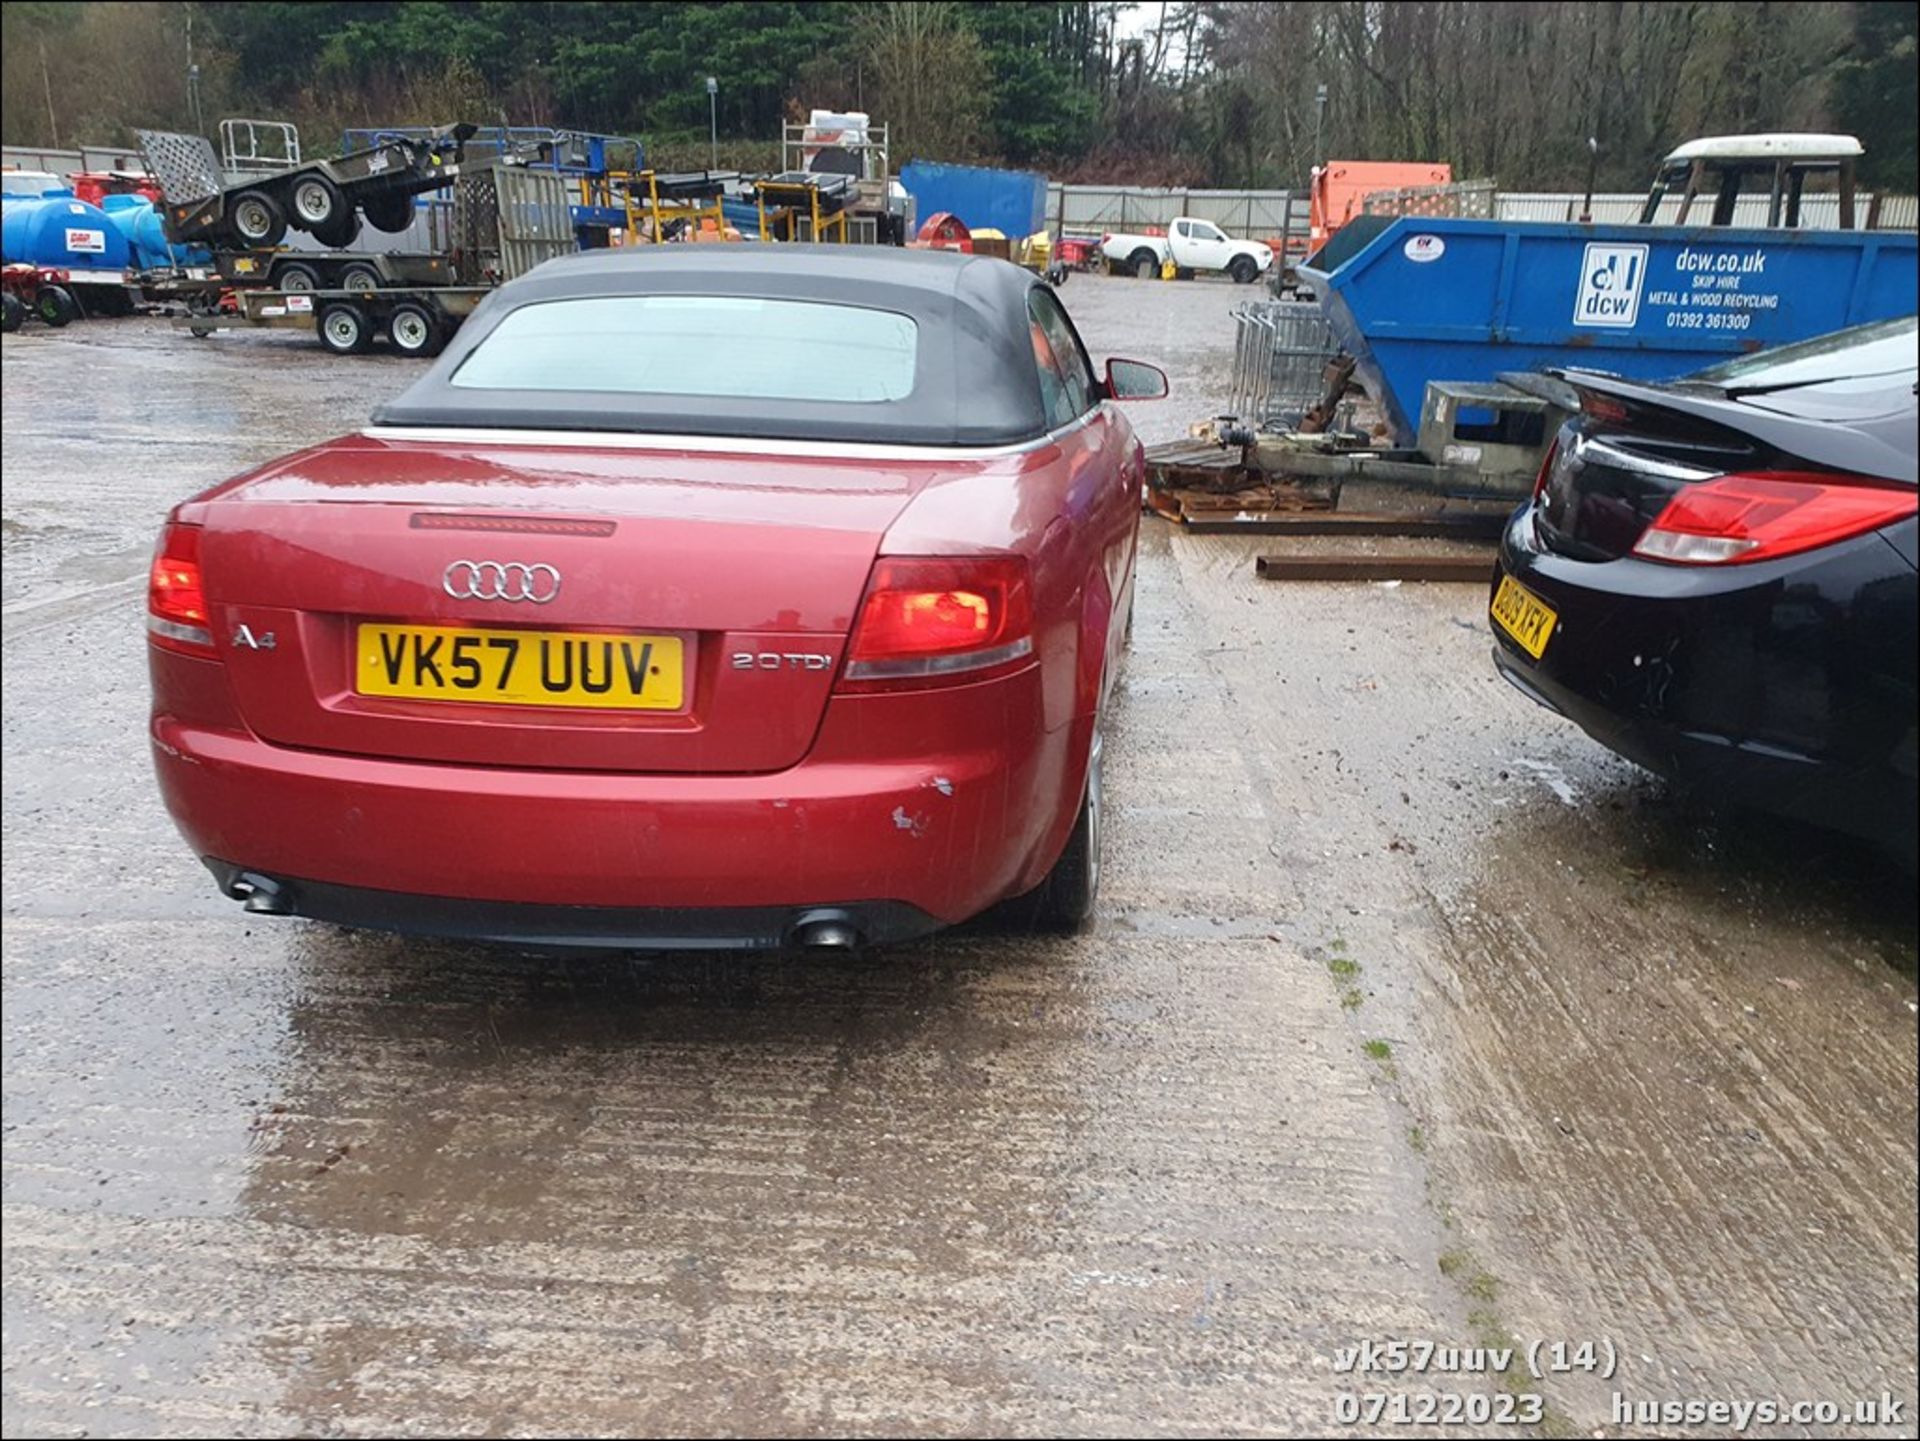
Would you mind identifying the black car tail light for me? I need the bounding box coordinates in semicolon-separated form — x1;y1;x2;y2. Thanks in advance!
1632;472;1919;565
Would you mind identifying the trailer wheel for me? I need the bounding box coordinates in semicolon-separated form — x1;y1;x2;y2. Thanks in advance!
317;302;374;356
35;285;79;328
275;263;321;293
1228;255;1258;285
289;174;346;231
310;211;361;250
2;292;23;333
338;262;381;294
1130;249;1158;280
385;301;445;358
362;194;416;234
227;190;287;248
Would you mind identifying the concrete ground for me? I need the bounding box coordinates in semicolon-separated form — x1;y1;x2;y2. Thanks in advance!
3;272;1914;1438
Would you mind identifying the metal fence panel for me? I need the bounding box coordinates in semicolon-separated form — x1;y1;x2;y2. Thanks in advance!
494;166;577;278
1047;184;1306;239
1497;190;1916;230
2;143;146;177
1041;181;1916;236
1875;193;1920;229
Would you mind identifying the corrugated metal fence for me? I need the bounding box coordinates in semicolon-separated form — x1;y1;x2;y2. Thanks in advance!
3;142;148;176
1049;182;1918;238
1048;185;1307;239
1496;190;1919;230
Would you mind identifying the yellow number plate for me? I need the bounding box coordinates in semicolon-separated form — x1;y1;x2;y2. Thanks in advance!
1490;575;1558;660
356;624;685;710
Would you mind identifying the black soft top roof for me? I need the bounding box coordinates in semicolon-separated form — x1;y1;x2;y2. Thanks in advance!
372;246;1054;447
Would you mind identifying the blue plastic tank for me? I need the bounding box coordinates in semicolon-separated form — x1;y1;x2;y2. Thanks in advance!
1300;216;1920;445
98;194;210;269
1;195;134;271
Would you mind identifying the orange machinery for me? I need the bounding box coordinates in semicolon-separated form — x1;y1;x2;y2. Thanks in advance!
1309;161;1453;248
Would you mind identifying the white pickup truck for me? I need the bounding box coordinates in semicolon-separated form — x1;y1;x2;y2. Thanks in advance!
1100;217;1275;283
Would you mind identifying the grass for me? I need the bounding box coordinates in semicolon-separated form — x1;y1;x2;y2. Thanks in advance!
1324;946;1364;1009
1434;1247;1580;1435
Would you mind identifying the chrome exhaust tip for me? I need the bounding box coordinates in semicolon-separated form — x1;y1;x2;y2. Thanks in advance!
227;871;292;915
791;911;861;950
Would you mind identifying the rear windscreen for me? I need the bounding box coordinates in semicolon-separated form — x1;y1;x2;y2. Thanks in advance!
450;295;918;403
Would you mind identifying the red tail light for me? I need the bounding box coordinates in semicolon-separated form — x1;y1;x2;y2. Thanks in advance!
1579;392;1634;427
147;522;215;655
1531;438;1559;501
839;555;1034;689
1633;472;1918;566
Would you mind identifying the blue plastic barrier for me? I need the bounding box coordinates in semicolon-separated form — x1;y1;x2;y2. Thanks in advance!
900;160;1047;238
1300;216;1920;445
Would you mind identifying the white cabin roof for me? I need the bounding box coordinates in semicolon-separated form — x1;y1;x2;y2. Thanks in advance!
1662;133;1864;166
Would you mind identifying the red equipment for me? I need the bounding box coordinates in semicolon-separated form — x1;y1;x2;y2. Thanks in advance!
912;211;974;251
70;170;164;208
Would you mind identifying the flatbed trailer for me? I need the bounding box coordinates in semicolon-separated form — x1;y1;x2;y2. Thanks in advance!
136;123;477;253
176;284;488;356
215;248;453;293
166;164;576;358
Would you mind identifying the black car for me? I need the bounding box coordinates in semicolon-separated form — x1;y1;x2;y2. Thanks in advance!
1491;317;1918;868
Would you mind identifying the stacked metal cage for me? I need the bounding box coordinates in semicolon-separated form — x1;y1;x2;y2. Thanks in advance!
1229;300;1342;429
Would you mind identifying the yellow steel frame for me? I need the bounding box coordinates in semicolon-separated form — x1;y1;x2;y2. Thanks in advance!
754;179;850;244
578;171;727;243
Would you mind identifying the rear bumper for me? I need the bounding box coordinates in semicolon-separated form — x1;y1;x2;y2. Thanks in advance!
153;686;1081;937
1492;505;1918;862
202;860;941;951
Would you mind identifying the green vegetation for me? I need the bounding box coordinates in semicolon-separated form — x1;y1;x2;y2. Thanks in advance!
1325;952;1363;1009
4;3;1913;190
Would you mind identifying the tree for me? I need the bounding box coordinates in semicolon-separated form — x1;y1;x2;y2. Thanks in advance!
855;2;991;163
1834;1;1919;189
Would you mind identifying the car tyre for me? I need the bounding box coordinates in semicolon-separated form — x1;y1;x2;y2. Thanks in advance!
274;263;321;294
1032;729;1103;933
362;193;416;234
35;285;79;327
317;301;374;355
290;174;346;231
309;211;362;250
386;300;445;358
338;262;381;293
2;291;24;332
227;190;287;248
1131;249;1158;280
1229;255;1258;284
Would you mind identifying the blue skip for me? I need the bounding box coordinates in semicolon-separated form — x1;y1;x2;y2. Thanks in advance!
1300;215;1920;446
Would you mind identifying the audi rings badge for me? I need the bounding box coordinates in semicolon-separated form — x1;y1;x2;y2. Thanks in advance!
442;560;562;604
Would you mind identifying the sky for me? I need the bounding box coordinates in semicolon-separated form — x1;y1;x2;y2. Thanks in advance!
1112;2;1193;75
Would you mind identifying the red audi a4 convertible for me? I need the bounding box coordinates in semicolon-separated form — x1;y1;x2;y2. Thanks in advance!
148;248;1163;949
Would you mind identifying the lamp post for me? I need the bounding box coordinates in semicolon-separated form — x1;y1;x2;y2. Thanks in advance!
186;8;203;136
706;76;718;171
1313;83;1328;172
